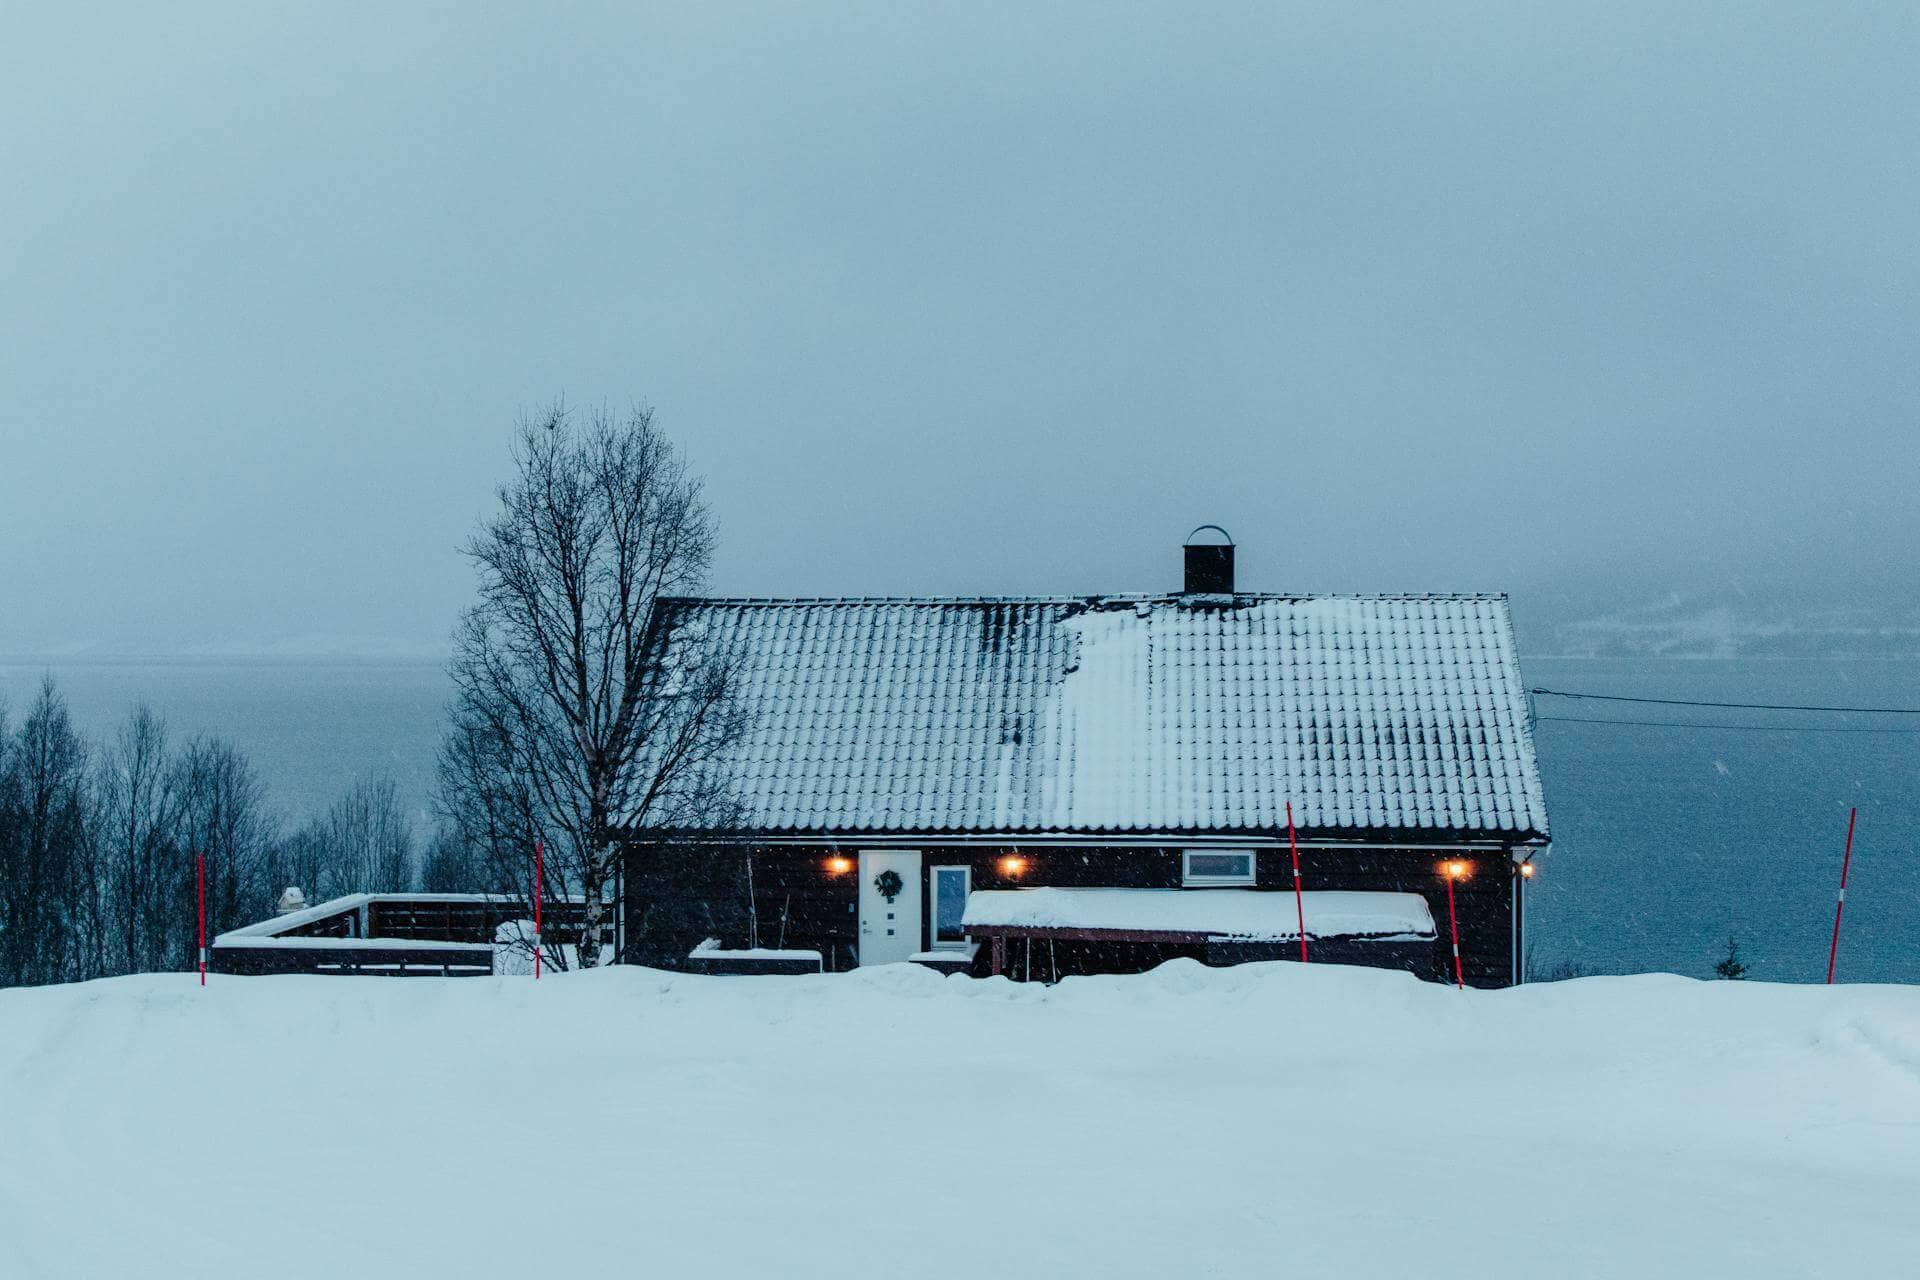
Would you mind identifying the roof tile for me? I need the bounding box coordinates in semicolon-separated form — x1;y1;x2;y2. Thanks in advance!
646;594;1549;839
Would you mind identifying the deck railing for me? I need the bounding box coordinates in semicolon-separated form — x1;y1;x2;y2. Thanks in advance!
210;893;612;977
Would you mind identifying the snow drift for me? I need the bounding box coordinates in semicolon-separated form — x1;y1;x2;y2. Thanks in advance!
1;963;1916;1279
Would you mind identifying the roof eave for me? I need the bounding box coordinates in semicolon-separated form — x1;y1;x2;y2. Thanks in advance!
615;824;1549;848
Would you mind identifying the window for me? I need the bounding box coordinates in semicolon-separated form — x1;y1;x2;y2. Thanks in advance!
1182;849;1256;887
931;865;972;947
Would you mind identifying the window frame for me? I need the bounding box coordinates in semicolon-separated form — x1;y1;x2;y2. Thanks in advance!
1181;848;1257;888
929;864;973;949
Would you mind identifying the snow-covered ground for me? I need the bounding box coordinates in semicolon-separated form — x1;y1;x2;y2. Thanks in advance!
2;964;1916;1279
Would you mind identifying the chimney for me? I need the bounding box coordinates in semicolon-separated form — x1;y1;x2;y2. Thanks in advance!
1182;525;1235;595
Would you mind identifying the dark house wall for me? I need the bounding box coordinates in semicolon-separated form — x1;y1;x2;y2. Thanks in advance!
621;840;1517;987
1283;845;1515;988
624;844;859;971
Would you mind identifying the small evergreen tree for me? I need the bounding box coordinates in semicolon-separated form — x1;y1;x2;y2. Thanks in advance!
1713;934;1747;980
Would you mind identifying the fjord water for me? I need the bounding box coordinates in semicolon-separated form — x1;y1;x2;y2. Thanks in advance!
2;656;1914;983
1526;657;1920;984
0;658;449;839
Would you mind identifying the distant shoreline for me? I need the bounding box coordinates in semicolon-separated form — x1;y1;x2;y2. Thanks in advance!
0;654;451;668
8;652;1919;667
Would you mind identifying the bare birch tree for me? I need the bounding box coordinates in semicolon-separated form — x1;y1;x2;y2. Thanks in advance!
447;403;744;968
432;714;529;899
97;706;180;974
173;736;275;949
320;776;414;893
265;776;415;901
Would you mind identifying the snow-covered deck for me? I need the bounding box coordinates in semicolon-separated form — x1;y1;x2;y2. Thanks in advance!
210;892;606;978
214;892;528;945
961;887;1435;942
213;935;495;953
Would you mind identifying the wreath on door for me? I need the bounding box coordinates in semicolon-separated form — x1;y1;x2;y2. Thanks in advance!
873;868;904;903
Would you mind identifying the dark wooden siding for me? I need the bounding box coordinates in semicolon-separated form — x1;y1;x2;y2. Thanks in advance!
210;944;492;976
1281;845;1514;988
621;841;1516;987
368;899;602;945
623;845;862;972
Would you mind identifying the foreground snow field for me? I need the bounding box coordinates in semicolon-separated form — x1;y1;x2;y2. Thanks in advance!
2;964;1917;1279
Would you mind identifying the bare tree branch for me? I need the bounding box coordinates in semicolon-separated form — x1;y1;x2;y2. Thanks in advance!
441;403;744;969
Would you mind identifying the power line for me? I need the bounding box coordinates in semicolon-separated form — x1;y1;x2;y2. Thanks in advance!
1535;714;1920;735
1529;686;1920;715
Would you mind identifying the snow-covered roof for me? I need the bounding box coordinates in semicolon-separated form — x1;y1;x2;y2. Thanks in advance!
962;887;1436;941
642;593;1548;840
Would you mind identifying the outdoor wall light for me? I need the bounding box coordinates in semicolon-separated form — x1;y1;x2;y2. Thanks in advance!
1438;859;1472;989
999;854;1028;879
825;855;853;875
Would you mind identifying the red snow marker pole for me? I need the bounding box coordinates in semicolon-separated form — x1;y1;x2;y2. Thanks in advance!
533;839;543;981
1826;807;1857;985
1443;862;1466;989
196;852;206;986
1285;802;1308;964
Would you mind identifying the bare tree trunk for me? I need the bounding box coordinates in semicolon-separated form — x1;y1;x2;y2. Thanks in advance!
173;737;274;950
100;706;174;975
445;403;745;970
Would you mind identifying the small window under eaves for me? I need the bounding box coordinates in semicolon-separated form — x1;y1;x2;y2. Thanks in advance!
1182;849;1256;887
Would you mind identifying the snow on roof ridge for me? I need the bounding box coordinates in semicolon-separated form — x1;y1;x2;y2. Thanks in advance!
663;590;1513;608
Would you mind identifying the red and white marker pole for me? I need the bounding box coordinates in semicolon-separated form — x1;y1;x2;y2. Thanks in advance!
1285;802;1308;964
1444;862;1466;989
196;852;207;986
533;838;543;981
1826;807;1857;985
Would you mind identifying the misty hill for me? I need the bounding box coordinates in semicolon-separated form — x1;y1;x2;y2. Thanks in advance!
1514;575;1920;659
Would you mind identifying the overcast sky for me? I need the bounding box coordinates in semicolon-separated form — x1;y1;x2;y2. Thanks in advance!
2;3;1915;656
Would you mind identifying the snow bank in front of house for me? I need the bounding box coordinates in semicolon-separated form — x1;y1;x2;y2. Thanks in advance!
1;965;1917;1279
489;920;592;975
962;887;1435;940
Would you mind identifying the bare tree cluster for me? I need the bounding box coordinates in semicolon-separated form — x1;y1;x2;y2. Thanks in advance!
443;403;745;969
0;678;425;987
0;681;273;984
4;403;743;984
269;777;415;901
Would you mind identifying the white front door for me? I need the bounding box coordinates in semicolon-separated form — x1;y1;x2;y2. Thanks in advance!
857;850;922;966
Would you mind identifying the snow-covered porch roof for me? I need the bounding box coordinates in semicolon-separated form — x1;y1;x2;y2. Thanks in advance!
961;887;1436;943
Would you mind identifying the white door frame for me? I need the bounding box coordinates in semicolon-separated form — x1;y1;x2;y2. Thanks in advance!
857;849;923;965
